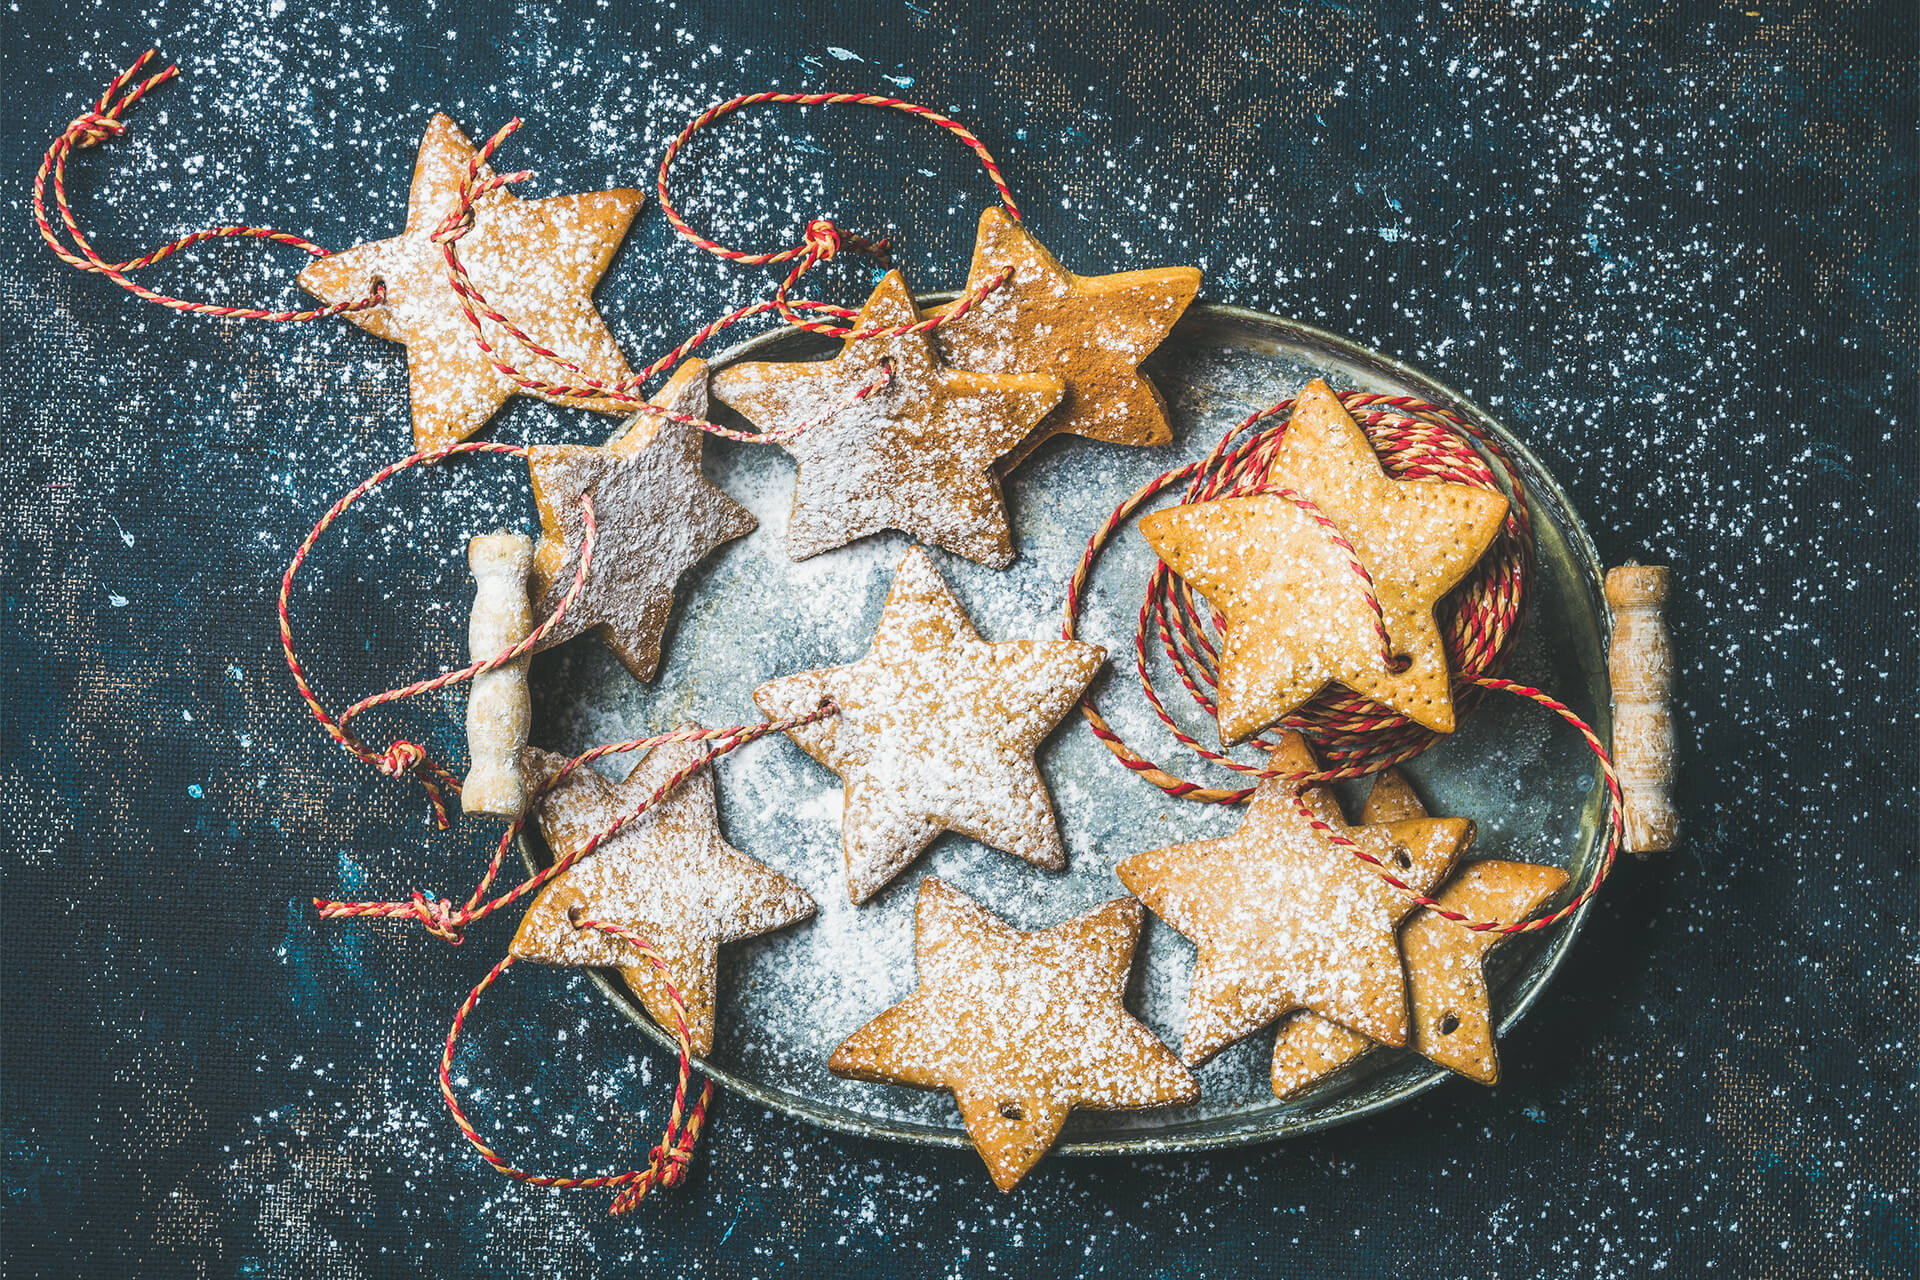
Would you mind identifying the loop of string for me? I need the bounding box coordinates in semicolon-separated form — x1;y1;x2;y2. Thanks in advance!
427;110;1012;419
37;60;1019;444
276;440;595;828
655;89;1021;264
34;51;386;322
440;917;711;1215
334;708;834;1212
1063;390;1618;931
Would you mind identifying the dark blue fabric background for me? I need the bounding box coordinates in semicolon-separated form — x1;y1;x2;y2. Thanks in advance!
3;1;1914;1276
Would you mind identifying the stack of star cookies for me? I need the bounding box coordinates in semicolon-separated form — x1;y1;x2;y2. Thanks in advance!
1119;380;1569;1103
1120;736;1569;1101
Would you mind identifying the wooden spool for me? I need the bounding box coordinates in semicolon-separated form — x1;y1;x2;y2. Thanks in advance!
1605;565;1678;854
462;533;535;820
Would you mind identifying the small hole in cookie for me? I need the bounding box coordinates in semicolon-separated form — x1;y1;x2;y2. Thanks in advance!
566;905;586;927
998;1101;1025;1122
1438;1012;1460;1036
1390;844;1413;870
1386;653;1412;673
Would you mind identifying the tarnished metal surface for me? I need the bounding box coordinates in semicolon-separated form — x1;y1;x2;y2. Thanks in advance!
523;302;1612;1152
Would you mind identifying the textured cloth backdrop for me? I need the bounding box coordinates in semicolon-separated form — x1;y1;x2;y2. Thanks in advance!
2;1;1914;1277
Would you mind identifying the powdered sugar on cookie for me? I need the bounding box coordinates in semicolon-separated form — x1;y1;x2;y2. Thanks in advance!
509;732;814;1058
829;877;1195;1190
525;359;756;681
298;113;642;450
711;270;1063;568
1116;733;1473;1063
753;546;1103;903
932;206;1200;461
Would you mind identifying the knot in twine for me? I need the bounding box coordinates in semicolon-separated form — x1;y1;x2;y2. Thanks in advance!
802;217;843;259
647;1141;694;1187
408;892;466;945
374;739;431;778
63;111;126;149
799;216;891;268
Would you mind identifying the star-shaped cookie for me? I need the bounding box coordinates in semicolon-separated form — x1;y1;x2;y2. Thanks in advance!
524;359;756;681
933;207;1201;464
1115;733;1473;1063
830;877;1197;1191
710;270;1063;568
753;547;1103;904
1260;379;1511;733
1271;769;1570;1096
299;114;643;450
509;735;814;1057
1139;491;1412;744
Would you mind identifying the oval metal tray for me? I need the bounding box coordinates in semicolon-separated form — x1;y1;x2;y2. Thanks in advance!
521;300;1611;1155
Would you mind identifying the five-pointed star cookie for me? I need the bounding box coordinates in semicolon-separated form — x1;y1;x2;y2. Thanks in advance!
1140;491;1413;745
830;877;1197;1191
710;270;1064;568
753;547;1104;904
524;359;756;681
1271;769;1570;1096
1115;733;1474;1063
509;734;814;1057
299;114;643;450
932;206;1201;465
1260;379;1511;733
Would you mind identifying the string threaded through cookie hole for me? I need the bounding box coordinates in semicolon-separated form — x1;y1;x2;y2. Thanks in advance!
1067;390;1534;801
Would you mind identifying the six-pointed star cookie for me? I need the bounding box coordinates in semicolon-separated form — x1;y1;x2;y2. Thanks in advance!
299;114;643;450
1116;733;1473;1063
1140;490;1415;744
933;206;1201;465
1260;379;1511;733
830;877;1197;1191
509;734;814;1057
1271;769;1570;1097
525;359;756;681
753;547;1104;904
710;270;1064;568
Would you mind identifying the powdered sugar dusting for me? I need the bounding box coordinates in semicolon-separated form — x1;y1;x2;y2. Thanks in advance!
752;546;1103;903
511;734;814;1056
297;114;641;448
711;271;1062;567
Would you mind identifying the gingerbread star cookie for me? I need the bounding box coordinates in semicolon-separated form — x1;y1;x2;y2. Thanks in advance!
1140;491;1411;744
509;734;814;1057
1115;733;1473;1063
524;359;756;681
933;207;1201;464
710;270;1063;568
1271;769;1570;1097
753;547;1103;904
1261;378;1511;733
299;114;643;450
830;877;1197;1191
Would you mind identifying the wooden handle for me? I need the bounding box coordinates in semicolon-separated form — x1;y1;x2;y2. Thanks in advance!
1606;566;1678;854
462;533;534;819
